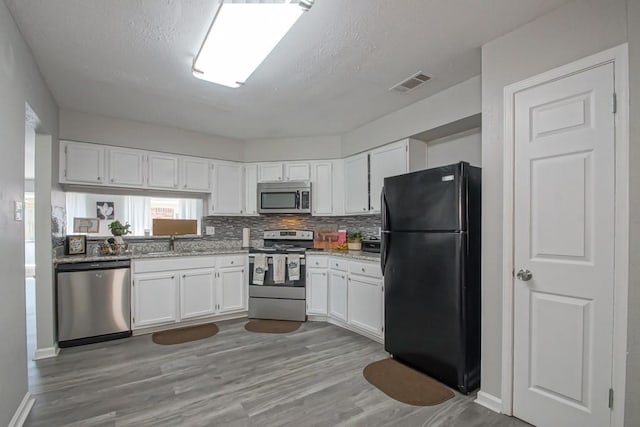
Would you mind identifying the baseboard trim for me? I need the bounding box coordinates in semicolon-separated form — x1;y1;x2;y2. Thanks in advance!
8;392;35;427
33;345;59;360
474;391;502;414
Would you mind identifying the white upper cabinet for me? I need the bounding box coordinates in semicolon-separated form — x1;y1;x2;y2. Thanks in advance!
60;141;105;185
107;147;145;187
147;153;179;189
210;161;243;215
258;163;283;182
369;141;409;212
284;162;310;181
244;164;258;215
344;153;369;214
311;161;333;215
180;157;210;192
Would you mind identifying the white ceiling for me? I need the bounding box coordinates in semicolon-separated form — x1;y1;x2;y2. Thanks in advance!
6;0;570;141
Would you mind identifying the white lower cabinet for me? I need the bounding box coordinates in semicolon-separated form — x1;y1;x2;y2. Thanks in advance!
328;270;348;322
306;268;328;315
347;274;383;338
180;268;216;320
133;272;178;328
132;256;247;330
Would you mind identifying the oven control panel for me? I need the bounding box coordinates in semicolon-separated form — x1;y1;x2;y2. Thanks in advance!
263;230;313;240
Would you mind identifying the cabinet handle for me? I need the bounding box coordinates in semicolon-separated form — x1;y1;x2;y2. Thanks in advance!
342;275;345;279
230;261;234;264
361;268;365;272
110;178;114;183
182;274;186;278
171;275;175;279
97;176;101;181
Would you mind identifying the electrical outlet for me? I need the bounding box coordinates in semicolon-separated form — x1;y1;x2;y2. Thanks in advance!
205;226;215;235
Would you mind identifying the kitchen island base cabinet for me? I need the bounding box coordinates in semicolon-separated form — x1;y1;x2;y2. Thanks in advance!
180;269;216;320
133;272;178;328
347;275;383;338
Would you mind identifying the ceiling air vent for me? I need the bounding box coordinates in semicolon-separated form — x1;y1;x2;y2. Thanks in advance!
390;72;431;93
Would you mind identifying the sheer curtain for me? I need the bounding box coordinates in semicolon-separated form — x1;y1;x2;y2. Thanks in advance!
123;196;151;236
177;199;202;233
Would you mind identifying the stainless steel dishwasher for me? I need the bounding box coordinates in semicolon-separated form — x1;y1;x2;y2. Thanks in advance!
56;260;132;347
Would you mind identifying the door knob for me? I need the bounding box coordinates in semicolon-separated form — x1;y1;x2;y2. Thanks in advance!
516;269;533;281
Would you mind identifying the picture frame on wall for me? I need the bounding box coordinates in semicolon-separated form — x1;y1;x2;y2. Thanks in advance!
97;202;115;220
65;235;87;256
73;217;100;233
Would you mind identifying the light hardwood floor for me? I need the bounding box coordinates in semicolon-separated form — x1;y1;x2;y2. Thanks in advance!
25;319;529;426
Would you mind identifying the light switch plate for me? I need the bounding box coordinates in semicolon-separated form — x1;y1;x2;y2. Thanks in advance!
14;200;23;221
205;226;215;235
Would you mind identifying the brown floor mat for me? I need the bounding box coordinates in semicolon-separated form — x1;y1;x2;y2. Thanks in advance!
363;358;455;406
152;323;219;345
244;319;302;334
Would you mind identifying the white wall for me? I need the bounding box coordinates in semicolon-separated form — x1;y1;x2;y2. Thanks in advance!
0;1;59;424
480;2;636;424
425;128;481;168
341;76;481;157
59;109;244;162
244;135;342;162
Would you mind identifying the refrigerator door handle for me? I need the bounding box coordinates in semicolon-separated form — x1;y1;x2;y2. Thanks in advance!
381;187;390;274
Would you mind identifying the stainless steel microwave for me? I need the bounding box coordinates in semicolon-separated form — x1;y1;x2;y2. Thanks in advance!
257;181;311;214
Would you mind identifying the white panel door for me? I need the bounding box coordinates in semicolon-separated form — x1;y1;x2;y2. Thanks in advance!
329;270;348;321
347;274;382;337
244;164;258;215
133;272;178;328
513;63;615;427
147;153;179;189
180;269;216;320
210;161;243;215
284;162;310;181
62;141;105;184
258;163;283;182
218;267;246;313
107;148;144;187
369;141;408;212
311;162;333;215
181;157;210;192
307;268;328;315
344;153;369;214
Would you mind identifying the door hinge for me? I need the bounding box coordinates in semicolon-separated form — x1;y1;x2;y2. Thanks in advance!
132;316;135;324
64;145;67;154
64;169;67;178
612;93;617;114
609;388;614;409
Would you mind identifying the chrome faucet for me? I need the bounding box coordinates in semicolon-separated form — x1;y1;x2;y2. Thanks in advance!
169;235;175;252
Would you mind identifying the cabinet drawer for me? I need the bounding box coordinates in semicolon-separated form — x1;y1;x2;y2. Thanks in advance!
307;256;328;268
329;257;348;272
133;256;216;273
349;261;382;278
217;255;245;268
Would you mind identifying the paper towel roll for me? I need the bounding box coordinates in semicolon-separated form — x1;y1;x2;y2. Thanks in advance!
242;228;250;247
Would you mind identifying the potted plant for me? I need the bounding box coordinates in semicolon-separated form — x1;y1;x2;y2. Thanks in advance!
347;231;363;251
108;220;131;236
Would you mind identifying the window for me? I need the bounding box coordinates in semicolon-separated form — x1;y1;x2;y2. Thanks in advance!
65;192;203;236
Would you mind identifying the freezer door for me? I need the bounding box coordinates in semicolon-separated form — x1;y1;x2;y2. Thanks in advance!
383;163;466;232
383;231;479;393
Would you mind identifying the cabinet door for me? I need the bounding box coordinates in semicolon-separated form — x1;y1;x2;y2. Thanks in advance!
344;153;369;214
107;148;144;187
133;272;178;328
244;164;258;215
148;153;179;189
348;274;383;337
311;162;333;215
285;163;310;181
210;161;243;215
61;141;105;184
369;141;408;212
329;270;348;321
218;266;246;313
258;163;283;182
181;157;210;192
307;268;328;315
180;268;216;320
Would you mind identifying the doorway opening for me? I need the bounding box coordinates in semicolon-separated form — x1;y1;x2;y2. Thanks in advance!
25;116;37;363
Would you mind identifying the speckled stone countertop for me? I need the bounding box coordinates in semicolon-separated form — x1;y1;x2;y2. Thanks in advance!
54;249;250;265
305;250;381;262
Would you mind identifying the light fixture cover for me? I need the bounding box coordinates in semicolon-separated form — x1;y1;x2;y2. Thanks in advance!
193;2;309;88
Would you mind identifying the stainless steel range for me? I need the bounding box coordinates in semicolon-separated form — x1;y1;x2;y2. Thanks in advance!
248;230;314;321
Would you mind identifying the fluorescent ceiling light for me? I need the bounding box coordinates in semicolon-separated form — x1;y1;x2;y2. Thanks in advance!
193;1;313;88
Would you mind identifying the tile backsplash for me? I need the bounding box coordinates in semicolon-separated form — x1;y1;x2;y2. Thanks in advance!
202;214;381;240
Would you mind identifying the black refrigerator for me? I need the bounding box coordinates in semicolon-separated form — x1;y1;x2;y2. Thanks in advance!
381;161;481;394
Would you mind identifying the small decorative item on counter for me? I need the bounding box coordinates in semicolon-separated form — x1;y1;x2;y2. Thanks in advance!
108;220;131;237
347;232;363;251
65;235;87;255
337;230;347;245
